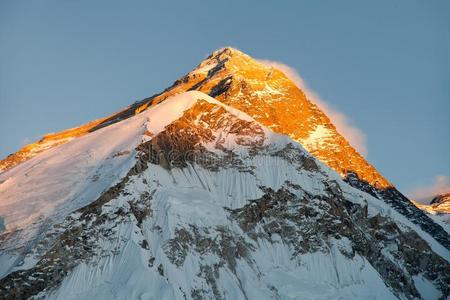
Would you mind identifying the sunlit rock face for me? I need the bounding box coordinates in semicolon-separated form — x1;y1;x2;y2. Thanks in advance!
431;193;450;208
0;47;389;190
136;47;392;189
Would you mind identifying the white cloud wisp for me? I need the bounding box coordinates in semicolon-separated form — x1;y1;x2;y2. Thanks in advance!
259;60;368;157
407;175;450;203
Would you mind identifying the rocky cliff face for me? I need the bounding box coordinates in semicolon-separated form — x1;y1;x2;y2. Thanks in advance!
0;92;449;299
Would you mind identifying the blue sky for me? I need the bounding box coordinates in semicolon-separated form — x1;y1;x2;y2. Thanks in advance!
0;0;449;197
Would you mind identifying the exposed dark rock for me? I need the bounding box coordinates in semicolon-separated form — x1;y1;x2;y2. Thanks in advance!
431;193;450;205
163;225;251;274
209;77;232;98
345;172;450;250
157;263;164;277
148;256;155;267
230;184;450;299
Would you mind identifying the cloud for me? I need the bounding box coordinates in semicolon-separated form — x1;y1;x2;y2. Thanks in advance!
258;60;368;157
20;137;31;147
406;175;450;203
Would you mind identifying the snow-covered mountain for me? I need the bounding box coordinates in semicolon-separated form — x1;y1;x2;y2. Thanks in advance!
0;50;449;299
414;193;450;230
431;193;450;210
1;47;447;250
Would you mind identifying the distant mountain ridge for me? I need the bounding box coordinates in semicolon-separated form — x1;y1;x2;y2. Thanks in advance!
414;193;450;229
431;193;450;206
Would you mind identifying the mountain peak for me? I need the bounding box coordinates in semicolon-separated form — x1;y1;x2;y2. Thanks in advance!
207;46;247;59
0;47;396;190
185;49;393;189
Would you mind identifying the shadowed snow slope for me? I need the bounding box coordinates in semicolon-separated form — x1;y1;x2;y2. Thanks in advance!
0;91;449;300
